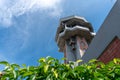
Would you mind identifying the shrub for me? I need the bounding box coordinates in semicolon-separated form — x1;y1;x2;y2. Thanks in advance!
0;56;120;80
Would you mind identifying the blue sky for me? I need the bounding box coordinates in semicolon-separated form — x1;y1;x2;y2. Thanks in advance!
0;0;116;67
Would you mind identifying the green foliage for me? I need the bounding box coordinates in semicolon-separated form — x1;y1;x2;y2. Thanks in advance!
0;57;120;80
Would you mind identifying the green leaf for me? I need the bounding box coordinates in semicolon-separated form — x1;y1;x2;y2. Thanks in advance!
5;66;10;70
100;63;105;68
62;72;67;79
46;74;52;80
113;58;117;64
23;71;33;77
0;61;9;66
29;66;35;71
32;75;36;80
76;60;83;63
38;58;45;63
87;66;91;69
88;59;97;63
44;65;49;73
27;66;30;71
13;70;16;78
94;72;103;77
115;69;120;75
53;70;58;78
109;73;115;78
11;64;20;69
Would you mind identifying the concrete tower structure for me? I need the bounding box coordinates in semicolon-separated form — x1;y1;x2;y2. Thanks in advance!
55;16;95;63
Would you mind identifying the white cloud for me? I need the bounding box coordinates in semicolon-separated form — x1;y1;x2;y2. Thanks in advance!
0;0;63;27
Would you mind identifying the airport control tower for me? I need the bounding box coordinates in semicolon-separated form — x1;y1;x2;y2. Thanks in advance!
55;16;95;63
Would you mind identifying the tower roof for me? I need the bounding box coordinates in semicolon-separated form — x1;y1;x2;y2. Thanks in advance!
56;15;94;41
